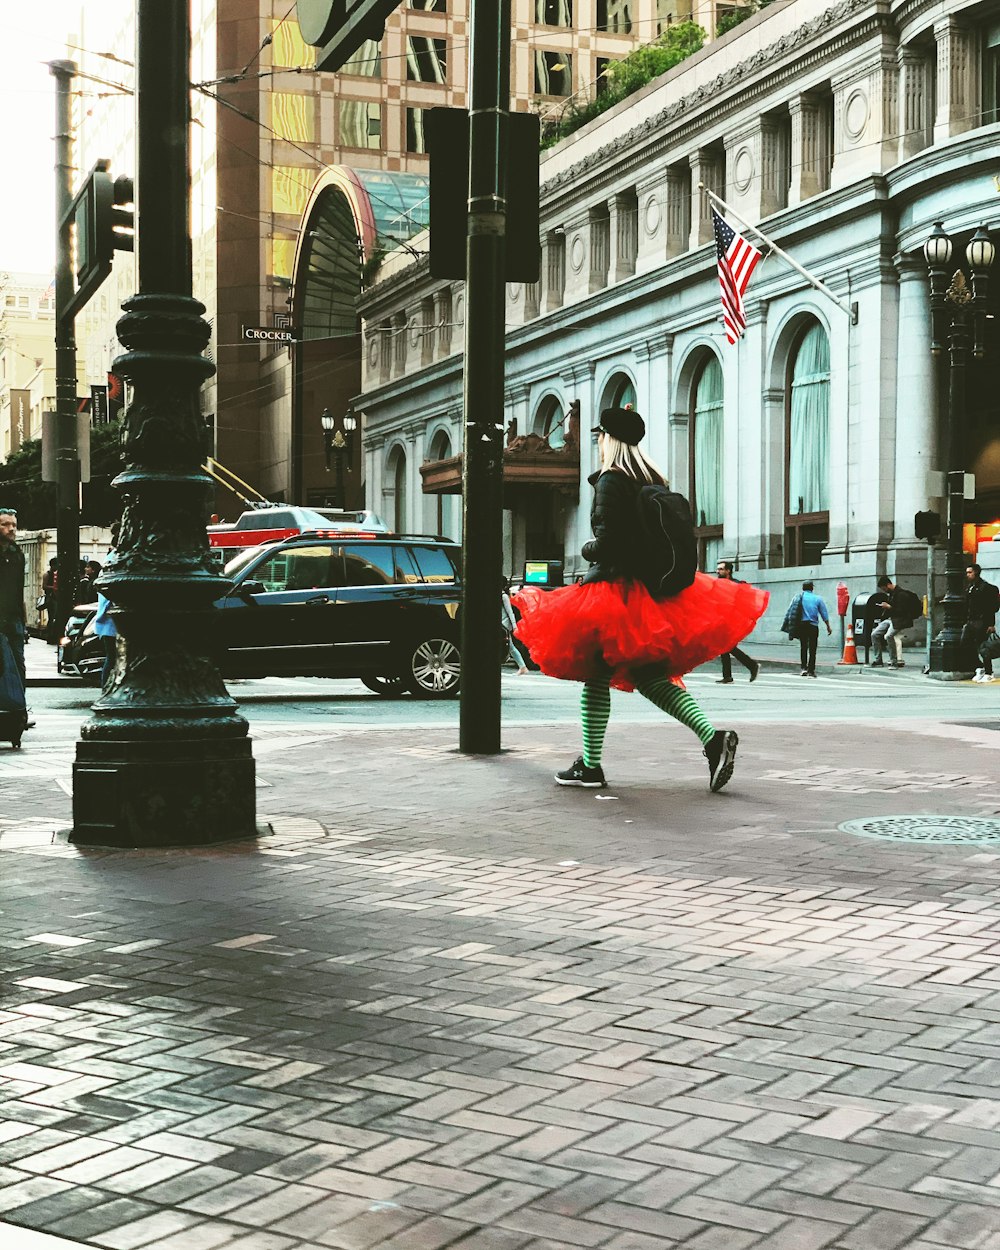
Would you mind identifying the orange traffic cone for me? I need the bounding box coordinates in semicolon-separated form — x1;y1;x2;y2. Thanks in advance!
839;622;859;665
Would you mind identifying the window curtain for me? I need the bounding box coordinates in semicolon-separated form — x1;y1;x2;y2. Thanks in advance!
788;323;830;515
693;357;723;528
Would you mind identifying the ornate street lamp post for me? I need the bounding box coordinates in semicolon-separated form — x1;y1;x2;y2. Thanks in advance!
923;221;995;679
321;407;356;508
71;0;256;845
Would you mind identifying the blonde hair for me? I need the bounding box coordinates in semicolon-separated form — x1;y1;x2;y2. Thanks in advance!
600;434;666;485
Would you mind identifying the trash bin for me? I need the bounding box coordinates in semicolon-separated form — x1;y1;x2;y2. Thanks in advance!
852;591;888;662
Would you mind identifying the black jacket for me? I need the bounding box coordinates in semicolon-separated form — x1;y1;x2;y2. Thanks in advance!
581;470;641;585
968;576;999;626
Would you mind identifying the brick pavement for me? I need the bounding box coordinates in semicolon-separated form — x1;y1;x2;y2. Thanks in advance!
1;717;1000;1249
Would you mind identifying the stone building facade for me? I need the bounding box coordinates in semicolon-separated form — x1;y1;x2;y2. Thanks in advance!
357;0;1000;641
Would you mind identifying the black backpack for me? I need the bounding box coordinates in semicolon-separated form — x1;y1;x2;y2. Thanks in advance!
893;587;922;621
634;484;698;598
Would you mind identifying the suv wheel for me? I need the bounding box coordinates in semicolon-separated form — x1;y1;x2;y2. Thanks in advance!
362;675;407;698
405;637;461;699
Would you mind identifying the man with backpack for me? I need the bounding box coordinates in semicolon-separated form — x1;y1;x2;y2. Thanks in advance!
870;575;922;668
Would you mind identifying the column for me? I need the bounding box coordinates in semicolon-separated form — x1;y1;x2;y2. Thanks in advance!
689;149;724;249
788;95;822;205
541;231;566;313
405;423;422;534
934;18;980;141
433;287;453;356
588;205;611;294
898;45;931;160
608;191;637;284
565;362;596;579
664;166;689;259
891;254;937;568
738;300;769;569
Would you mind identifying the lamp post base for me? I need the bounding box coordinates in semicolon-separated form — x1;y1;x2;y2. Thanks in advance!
71;737;256;847
927;636;974;682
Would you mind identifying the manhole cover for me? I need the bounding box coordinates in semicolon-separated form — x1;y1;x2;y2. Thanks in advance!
839;816;1000;844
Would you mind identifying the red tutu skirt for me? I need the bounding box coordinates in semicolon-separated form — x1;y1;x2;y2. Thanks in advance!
513;573;769;692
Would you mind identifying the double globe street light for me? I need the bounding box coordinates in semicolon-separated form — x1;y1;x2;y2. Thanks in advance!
320;406;358;507
922;221;995;678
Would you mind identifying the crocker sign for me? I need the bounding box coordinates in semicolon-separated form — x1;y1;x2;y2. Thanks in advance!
242;325;297;342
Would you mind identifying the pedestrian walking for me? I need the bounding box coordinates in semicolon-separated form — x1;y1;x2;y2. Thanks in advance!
870;575;922;667
513;407;768;793
715;560;760;684
41;557;59;643
963;563;1000;664
94;593;118;689
782;580;831;676
501;578;528;674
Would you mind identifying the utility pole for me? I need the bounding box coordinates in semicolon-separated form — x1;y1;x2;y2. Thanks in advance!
50;59;80;636
459;0;510;755
72;0;255;846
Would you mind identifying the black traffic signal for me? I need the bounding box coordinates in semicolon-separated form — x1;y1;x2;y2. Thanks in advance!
915;510;941;540
297;0;401;71
62;161;134;320
426;108;540;284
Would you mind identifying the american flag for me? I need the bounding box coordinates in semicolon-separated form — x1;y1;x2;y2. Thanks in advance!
712;207;762;345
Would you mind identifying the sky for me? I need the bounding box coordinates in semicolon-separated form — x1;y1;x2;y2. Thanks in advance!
0;2;129;277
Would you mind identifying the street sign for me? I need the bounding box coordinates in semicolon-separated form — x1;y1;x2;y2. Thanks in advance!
90;385;109;424
42;411;91;483
242;325;297;344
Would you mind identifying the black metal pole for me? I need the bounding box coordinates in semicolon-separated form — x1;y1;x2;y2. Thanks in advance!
459;0;510;755
50;59;80;636
71;0;255;846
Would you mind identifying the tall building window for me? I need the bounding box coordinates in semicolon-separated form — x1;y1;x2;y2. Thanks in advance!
410;0;446;9
406;108;427;154
271;94;315;143
598;0;632;34
600;372;637;412
535;0;572;26
690;356;724;570
535;51;572;96
341;39;381;77
338;100;382;149
785;321;830;566
407;36;447;82
532;395;566;449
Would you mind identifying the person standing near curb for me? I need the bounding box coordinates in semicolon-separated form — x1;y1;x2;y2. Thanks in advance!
715;560;760;684
513;407;768;793
964;564;1000;666
0;509;27;688
501;578;528;675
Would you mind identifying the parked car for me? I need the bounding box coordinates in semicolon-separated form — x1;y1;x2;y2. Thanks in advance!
213;532;462;697
58;601;103;684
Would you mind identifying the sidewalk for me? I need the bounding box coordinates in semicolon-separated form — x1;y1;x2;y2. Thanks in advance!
1;714;1000;1249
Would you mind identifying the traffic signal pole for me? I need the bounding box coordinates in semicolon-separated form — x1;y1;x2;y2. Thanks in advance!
50;59;81;635
459;0;510;755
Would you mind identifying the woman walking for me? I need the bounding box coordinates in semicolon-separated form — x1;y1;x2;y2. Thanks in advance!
513;407;767;792
501;578;529;675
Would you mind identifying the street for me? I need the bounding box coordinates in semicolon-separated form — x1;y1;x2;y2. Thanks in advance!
1;657;1000;1249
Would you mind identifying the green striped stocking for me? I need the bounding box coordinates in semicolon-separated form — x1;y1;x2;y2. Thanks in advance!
634;671;716;745
581;679;612;768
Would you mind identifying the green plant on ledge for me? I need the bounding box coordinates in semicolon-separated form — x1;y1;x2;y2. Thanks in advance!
539;21;706;152
717;0;776;38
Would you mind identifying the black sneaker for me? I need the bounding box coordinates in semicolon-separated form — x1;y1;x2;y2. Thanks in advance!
704;730;738;793
748;661;760;683
555;757;607;788
870;659;884;667
716;677;734;684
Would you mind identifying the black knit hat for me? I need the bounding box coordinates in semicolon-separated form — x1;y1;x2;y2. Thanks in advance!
593;407;645;446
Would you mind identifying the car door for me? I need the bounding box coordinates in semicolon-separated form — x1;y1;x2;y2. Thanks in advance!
214;543;343;676
329;542;420;674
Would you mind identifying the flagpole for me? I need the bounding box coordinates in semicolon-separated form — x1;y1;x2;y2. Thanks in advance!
701;185;858;325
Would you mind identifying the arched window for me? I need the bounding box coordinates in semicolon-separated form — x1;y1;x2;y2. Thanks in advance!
785;321;830;566
532;395;565;449
600;372;637;413
690;355;723;570
385;447;407;534
429;430;452;536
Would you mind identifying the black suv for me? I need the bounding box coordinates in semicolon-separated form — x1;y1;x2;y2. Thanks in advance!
213;532;462;697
